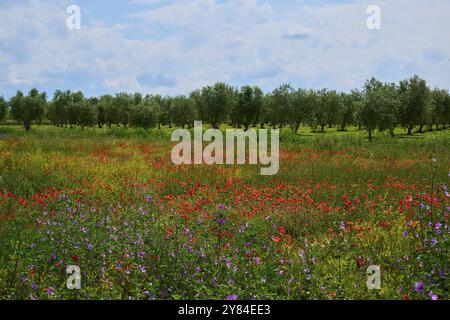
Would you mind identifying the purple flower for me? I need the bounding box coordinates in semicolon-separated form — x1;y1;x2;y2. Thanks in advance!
431;238;438;246
139;265;147;273
138;251;145;258
31;283;38;290
87;242;93;250
218;204;226;210
428;291;438;300
226;294;238;300
414;281;424;293
46;287;55;295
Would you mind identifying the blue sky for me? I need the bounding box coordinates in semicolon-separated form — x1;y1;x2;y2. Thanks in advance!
0;0;449;98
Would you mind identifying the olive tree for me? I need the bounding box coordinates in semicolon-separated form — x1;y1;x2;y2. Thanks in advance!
129;100;156;130
398;75;430;135
236;85;263;131
0;96;7;123
9;89;46;131
47;90;71;127
197;83;235;129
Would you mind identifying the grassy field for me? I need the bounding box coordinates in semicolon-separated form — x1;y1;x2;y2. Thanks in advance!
0;125;449;300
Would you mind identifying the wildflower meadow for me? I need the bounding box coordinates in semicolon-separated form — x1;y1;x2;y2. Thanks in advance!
0;125;448;300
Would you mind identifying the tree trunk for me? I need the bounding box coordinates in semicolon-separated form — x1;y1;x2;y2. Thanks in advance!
368;128;372;141
389;128;395;137
418;125;424;133
321;124;325;132
407;126;413;135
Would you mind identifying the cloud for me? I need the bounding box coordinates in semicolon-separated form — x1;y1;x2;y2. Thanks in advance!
137;72;177;87
283;27;314;40
0;0;449;98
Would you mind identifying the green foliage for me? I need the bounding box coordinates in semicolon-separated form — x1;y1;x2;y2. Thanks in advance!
271;84;293;128
170;95;197;128
9;89;46;131
234;85;262;131
3;75;450;135
0;96;7;121
290;89;309;133
47;90;71;126
113;93;133;127
398;75;430;135
98;95;115;128
313;89;341;132
430;89;450;130
339;90;360;131
196;83;235;129
359;78;388;139
129;101;156;130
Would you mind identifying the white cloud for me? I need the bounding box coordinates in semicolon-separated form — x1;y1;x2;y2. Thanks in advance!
0;0;449;97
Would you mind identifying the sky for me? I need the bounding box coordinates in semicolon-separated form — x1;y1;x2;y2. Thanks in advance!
0;0;449;98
